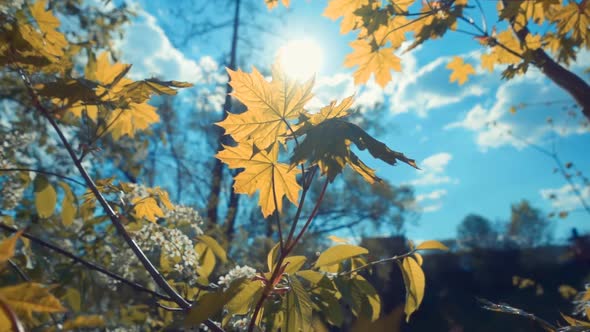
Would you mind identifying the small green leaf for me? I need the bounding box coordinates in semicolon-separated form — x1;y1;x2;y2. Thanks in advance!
314;244;368;268
198;235;227;263
416;240;448;251
34;176;57;218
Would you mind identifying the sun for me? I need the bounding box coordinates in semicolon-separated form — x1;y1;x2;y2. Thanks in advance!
277;38;324;81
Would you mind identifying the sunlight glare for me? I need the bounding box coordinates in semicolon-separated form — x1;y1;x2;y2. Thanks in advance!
278;38;324;81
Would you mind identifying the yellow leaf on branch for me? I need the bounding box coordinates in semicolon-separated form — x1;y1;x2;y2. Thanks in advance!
324;0;369;33
400;256;425;322
217;64;314;149
0;283;66;320
216;142;300;217
344;40;401;87
0;231;23;264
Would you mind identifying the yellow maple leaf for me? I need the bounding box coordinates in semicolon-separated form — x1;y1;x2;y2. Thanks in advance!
324;0;369;33
310;95;355;125
493;30;524;65
29;0;68;57
216;142;300;217
550;2;590;47
0;283;66;320
525;34;542;50
217;64;314;149
372;16;410;49
343;39;401;87
265;0;290;9
446;56;476;85
480;52;496;72
0;231;23;264
95;52;131;87
132;197;164;223
106;102;160;140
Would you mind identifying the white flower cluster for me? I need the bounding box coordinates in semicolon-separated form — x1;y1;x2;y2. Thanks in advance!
217;265;257;289
165;205;204;236
231;317;250;331
133;222;200;277
573;284;590;318
199;320;221;331
109;247;138;282
0;0;24;15
120;183;150;205
0;179;26;210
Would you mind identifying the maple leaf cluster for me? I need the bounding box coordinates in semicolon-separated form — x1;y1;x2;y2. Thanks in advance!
266;0;590;89
216;63;417;217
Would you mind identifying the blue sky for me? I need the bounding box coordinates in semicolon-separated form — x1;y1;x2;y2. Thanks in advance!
113;0;590;242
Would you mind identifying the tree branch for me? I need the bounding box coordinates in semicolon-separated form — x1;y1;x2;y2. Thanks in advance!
0;222;173;302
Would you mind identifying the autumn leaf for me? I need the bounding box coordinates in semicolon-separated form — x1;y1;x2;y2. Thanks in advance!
121;79;193;103
132;197;164;223
58;182;77;227
0;231;23;264
34;176;57;218
29;0;68;57
106;103;160;140
416;240;448;251
446;56;476;85
216;141;301;217
400;256;425;322
292;118;418;183
324;0;369;33
0;283;66;320
217;64;314;149
62;315;105;330
344;40;401;87
308;95;355;125
95;52;131;87
265;0;290;9
550;2;590;47
314;244;368;268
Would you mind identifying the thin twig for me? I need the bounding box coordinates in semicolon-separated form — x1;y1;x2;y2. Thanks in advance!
0;222;172;302
0;168;86;187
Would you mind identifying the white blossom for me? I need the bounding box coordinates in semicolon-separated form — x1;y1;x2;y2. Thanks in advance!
217;265;256;289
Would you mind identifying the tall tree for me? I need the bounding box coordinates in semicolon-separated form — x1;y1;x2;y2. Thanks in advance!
507;200;553;247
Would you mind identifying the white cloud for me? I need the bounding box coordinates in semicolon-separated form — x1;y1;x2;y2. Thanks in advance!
383;47;486;117
113;9;218;84
406;153;456;213
445;49;590;151
422;153;452;172
416;189;447;202
408;152;457;187
422;203;443;213
540;184;590;211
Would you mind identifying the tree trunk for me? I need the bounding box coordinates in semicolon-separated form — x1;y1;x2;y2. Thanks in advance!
206;0;241;228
